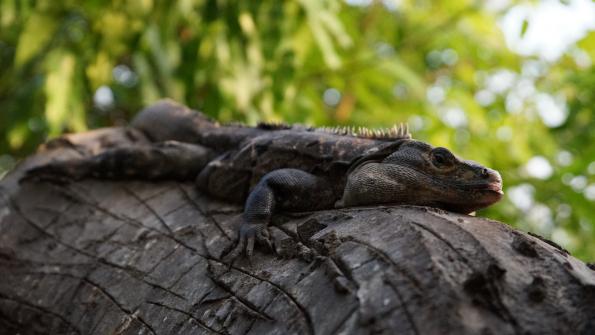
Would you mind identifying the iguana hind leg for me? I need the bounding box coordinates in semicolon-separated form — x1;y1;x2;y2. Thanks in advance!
23;141;214;182
230;168;336;257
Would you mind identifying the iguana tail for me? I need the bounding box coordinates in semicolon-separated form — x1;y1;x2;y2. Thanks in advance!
131;99;272;151
131;99;216;143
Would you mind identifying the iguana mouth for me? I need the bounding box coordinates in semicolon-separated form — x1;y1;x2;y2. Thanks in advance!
464;182;503;194
439;186;503;213
473;184;504;207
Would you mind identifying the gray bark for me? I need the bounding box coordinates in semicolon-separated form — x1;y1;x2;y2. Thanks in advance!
0;128;594;335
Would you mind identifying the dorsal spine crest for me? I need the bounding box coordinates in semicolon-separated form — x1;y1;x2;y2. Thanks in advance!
223;119;411;140
317;123;411;140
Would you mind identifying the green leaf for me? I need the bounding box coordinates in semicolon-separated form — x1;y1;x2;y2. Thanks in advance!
378;58;426;99
577;31;595;59
7;122;28;150
15;12;58;67
0;0;16;28
44;50;86;136
300;0;344;69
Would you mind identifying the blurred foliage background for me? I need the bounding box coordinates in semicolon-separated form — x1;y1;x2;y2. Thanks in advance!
1;0;595;259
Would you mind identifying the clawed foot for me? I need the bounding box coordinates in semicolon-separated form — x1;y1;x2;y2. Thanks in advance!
225;223;273;261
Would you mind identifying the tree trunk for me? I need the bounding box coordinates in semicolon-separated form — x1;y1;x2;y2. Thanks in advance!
1;128;594;335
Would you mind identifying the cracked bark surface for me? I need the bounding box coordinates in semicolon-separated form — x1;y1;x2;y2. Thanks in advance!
1;127;595;335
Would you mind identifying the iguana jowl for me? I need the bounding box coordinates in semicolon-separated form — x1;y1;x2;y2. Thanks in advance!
25;99;503;256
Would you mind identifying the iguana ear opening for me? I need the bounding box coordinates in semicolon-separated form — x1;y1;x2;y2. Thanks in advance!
346;139;410;175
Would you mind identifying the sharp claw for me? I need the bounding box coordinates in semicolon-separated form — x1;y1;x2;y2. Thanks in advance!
264;238;273;252
256;228;274;252
236;236;246;255
246;236;255;257
233;223;273;259
260;233;273;251
255;230;265;240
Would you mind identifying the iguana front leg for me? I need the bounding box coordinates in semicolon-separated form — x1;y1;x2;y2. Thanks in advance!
232;169;336;257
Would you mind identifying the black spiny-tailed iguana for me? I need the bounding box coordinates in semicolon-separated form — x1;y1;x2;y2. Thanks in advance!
24;99;503;256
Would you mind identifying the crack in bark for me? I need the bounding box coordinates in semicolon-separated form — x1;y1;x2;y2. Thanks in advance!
410;220;521;333
241;291;280;335
56;183;216;267
328;305;358;335
83;277;157;335
199;295;231;306
209;275;275;321
329;255;359;290
123;186;176;236
0;309;23;331
87;304;110;335
0;255;93;269
29;202;77;229
410;220;476;270
384;275;420;335
350;257;376;271
162;201;190;217
145;245;179;276
147;300;226;335
0;292;81;335
348;239;422;291
11;200;187;301
13;269;157;335
167;260;203;289
64;272;93;332
271;224;362;294
294;258;321;285
81;221;127;252
178;184;233;241
50;183;204;251
208;259;315;335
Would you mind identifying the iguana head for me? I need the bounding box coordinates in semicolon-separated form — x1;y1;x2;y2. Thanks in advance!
340;139;503;214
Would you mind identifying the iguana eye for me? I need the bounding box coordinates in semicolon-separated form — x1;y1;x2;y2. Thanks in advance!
431;148;454;168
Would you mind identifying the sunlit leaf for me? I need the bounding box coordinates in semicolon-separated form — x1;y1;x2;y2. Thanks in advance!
379;58;426;99
318;11;352;48
308;17;342;69
577;32;595;59
300;0;344;69
14;12;58;67
133;53;161;105
0;0;16;28
44;50;86;136
86;51;113;90
8;122;28;150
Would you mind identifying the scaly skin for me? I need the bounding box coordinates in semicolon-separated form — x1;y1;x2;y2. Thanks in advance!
24;99;503;257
